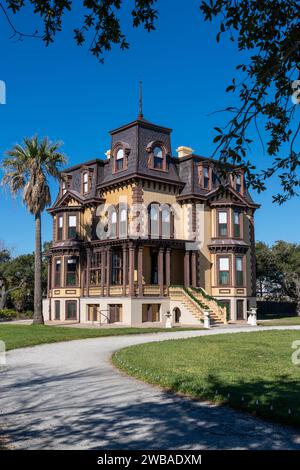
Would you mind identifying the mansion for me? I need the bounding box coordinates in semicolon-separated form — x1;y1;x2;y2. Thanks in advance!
43;114;259;326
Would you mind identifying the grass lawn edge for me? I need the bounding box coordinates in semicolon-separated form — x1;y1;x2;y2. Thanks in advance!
112;331;300;430
0;324;203;352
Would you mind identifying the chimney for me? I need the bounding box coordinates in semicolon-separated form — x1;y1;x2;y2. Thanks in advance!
105;149;112;160
176;146;194;158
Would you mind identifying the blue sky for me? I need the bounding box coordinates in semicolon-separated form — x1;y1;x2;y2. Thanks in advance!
0;0;299;255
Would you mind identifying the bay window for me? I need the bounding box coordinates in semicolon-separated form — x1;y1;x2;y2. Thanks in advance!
66;257;77;286
57;215;63;241
218;211;228;237
68;215;77;239
233;210;241;238
236;257;244;286
54;259;61;287
218;257;230;286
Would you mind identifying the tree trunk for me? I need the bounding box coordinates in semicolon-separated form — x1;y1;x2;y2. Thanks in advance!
33;212;44;325
0;284;7;310
297;300;300;317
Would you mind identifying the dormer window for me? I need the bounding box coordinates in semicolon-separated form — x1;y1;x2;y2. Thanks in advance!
236;174;242;193
198;164;212;190
147;142;168;171
62;181;67;195
153;146;163;169
61;174;72;195
231;172;244;194
116;148;124;171
83;172;89;194
113;144;130;173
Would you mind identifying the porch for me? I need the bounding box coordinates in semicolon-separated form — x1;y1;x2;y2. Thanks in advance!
84;240;199;298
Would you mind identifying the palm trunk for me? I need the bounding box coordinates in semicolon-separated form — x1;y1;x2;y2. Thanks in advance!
33;212;44;325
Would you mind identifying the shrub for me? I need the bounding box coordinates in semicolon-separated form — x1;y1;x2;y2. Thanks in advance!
0;309;17;320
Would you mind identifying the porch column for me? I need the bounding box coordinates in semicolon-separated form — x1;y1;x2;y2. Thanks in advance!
165;248;171;292
129;244;135;296
138;245;143;297
47;258;52;320
47;257;52;296
191;251;197;288
122;244;127;296
101;250;106;296
158;247;164;296
184;250;191;287
86;249;91;297
106;248;112;296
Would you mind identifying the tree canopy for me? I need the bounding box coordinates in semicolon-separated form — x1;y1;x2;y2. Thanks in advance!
1;1;300;202
256;240;300;313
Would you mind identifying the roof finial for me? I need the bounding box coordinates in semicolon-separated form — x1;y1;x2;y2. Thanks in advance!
138;80;143;119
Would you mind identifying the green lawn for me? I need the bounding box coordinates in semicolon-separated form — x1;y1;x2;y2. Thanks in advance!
258;317;300;326
113;331;300;427
0;324;202;351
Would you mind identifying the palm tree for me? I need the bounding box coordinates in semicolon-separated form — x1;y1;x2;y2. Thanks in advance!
1;136;66;324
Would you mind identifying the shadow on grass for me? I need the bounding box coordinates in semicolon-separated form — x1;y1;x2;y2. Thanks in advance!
1;365;300;450
164;372;300;428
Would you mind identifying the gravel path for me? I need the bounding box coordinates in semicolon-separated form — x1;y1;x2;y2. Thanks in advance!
1;325;300;450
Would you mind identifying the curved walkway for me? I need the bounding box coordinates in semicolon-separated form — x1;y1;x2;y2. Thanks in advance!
1;325;300;450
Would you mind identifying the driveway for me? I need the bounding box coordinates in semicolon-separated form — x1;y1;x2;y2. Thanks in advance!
1;326;300;450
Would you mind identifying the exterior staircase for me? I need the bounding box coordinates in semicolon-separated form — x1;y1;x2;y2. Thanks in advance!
169;286;227;325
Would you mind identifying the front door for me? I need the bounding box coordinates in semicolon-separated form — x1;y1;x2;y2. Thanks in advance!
236;300;244;320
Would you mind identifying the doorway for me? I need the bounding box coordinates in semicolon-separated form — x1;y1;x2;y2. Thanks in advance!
236;299;244;320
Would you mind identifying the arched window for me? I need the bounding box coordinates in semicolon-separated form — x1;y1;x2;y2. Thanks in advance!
149;204;159;238
109;207;117;238
153;146;163;169
161;206;171;238
115;147;125;172
82;172;89;194
119;207;128;238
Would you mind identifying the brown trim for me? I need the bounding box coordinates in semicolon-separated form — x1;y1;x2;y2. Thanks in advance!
67;212;78;240
184;251;191;287
158;248;164;296
191;251;197;287
128;245;135;296
65;256;79;287
147;141;169;172
65;300;77;321
198;163;212;191
138;245;143;297
216;254;232;287
112;143;129;174
109;119;172;136
81;168;93;195
232;208;243;239
53;256;62;288
132;182;144;204
234;254;246;288
230;171;244;196
216;208;229;238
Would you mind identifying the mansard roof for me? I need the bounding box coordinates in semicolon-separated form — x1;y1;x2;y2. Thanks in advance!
53;114;259;210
